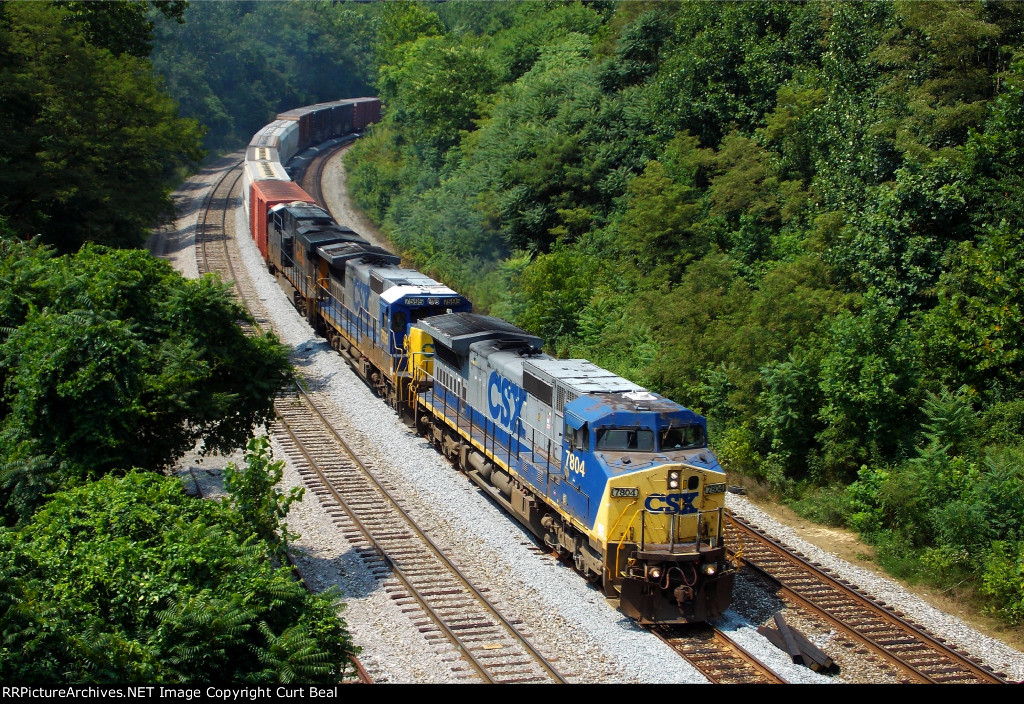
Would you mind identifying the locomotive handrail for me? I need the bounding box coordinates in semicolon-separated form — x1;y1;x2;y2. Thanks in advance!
608;500;639;546
615;508;646;574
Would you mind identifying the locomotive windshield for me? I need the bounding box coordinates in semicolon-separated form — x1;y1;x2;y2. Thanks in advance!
595;428;655;452
660;424;706;451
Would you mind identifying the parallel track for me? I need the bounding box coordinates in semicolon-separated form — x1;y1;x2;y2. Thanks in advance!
273;388;566;683
195;157;243;280
193;157;566;684
728;514;1010;684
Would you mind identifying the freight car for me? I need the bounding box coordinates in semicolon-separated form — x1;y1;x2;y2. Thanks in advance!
241;97;736;624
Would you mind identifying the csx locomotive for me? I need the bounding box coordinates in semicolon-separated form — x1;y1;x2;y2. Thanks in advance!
243;99;736;624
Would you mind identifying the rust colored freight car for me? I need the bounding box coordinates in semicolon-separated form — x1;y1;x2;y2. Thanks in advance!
249;180;315;260
351;97;381;130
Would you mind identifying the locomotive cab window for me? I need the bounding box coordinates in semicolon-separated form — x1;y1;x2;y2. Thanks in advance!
596;428;654;452
567;423;589;451
391;310;406;335
660;425;705;451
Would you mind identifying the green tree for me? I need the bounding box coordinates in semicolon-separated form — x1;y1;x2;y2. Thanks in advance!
224;436;303;560
616;159;702;282
0;245;293;523
57;0;187;58
0;471;355;683
919;221;1024;399
817;293;920;477
377;33;495;153
0;1;204;251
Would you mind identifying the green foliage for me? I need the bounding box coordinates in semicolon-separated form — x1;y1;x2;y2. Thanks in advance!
0;472;356;682
376;0;445;68
758;349;824;478
378;33;495;153
341;0;1024;626
918;385;977;456
981;541;1024;626
616;159;702;282
57;0;187;58
816;293;920;476
224;436;303;560
0;245;293;523
788;483;850;528
919;220;1024;399
0;1;204;252
515;243;599;345
150;1;378;152
842;444;1024;620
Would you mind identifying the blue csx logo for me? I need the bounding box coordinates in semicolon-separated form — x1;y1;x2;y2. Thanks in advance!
353;279;371;311
645;492;699;515
487;371;526;431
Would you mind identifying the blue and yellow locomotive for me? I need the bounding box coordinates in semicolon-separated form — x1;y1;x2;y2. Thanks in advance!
407;313;735;624
243;98;735;624
266;200;471;406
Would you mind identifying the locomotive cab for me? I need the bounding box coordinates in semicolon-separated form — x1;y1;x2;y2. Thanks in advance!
562;395;736;624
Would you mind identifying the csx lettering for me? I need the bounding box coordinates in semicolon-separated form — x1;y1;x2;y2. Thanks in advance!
353;279;371;311
564;452;586;478
644;492;699;514
487;371;526;431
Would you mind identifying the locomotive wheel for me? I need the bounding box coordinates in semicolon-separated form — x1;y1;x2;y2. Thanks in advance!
371;373;386;398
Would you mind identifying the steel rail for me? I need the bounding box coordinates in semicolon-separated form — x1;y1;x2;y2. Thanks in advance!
651;624;788;684
728;514;1009;684
273;402;500;683
285;381;567;684
195;157;243;278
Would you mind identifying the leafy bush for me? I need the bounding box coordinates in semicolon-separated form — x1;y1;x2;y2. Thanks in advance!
981;541;1024;626
788;483;851;527
224;436;303;559
0;472;355;683
0;244;293;524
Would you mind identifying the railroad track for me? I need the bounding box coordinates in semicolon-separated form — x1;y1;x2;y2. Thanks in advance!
191;146;1011;686
727;514;1011;684
192;156;566;684
195;156;242;279
652;624;787;684
272;387;566;684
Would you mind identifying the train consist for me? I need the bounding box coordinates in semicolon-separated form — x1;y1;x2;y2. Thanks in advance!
242;98;736;624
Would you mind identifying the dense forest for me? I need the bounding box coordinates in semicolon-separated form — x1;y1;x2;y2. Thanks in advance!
0;1;359;681
2;0;1022;678
342;1;1024;628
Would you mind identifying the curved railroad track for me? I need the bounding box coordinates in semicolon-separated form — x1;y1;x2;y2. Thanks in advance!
273;386;566;684
192;156;566;684
727;514;1011;684
195;156;243;280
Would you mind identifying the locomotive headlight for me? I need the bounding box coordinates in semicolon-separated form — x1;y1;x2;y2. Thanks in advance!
667;469;681;490
703;563;717;577
648;566;662;581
